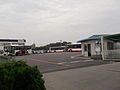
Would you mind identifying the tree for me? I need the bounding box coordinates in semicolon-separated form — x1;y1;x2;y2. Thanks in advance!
34;41;71;50
0;61;46;90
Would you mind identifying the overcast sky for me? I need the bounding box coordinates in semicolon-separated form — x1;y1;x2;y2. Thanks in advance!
0;0;120;46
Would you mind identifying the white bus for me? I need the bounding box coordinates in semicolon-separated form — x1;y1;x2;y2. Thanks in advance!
4;45;32;56
66;43;81;52
48;46;66;53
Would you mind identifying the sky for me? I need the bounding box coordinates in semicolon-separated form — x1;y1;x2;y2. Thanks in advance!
0;0;120;46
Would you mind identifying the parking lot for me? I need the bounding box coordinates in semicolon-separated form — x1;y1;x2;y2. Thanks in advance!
16;52;110;73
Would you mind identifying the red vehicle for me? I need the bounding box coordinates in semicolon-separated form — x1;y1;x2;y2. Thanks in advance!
4;45;32;56
66;43;81;52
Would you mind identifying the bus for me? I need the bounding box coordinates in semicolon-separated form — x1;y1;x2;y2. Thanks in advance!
66;43;81;52
4;45;32;56
48;46;66;53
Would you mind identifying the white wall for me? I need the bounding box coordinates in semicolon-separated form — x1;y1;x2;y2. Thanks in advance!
81;40;102;56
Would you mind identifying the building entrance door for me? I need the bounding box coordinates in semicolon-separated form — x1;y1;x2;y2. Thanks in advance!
88;44;91;56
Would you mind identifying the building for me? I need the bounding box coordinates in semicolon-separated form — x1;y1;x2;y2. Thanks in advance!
0;39;26;53
0;39;26;46
77;34;120;60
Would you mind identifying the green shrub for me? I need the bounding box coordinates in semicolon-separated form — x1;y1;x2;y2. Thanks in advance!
0;60;46;90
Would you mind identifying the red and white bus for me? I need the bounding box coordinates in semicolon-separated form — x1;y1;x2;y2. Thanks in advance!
48;46;66;53
66;43;81;52
4;45;32;56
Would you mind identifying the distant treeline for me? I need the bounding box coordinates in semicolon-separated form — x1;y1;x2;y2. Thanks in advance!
34;41;71;50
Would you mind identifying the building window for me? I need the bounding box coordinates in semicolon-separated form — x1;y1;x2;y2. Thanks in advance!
107;42;114;50
84;45;87;51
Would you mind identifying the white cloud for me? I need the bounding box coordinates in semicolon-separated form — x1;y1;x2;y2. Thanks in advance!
0;0;119;46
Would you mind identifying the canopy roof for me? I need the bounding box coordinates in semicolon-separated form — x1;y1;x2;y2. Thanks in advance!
77;33;120;43
104;34;120;42
77;37;101;43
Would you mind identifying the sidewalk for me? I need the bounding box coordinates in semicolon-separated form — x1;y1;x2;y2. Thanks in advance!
44;62;120;90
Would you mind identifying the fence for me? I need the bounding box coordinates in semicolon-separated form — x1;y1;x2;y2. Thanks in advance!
104;49;120;60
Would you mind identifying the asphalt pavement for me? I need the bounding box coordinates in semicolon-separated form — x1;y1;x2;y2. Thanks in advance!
15;52;120;90
16;52;110;73
45;62;120;90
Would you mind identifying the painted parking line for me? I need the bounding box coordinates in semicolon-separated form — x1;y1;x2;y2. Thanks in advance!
57;60;94;65
70;55;91;60
70;56;75;59
70;61;81;63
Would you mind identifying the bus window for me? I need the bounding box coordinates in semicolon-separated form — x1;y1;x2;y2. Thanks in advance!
66;43;81;52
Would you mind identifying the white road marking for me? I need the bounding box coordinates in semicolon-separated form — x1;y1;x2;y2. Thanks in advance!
70;61;81;63
57;60;94;65
85;60;94;62
57;62;68;65
70;55;91;60
70;56;75;59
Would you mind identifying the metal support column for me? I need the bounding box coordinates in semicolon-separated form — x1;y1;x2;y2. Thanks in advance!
101;36;105;60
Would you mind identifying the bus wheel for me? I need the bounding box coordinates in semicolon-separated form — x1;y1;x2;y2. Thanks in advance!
16;52;18;56
69;49;72;52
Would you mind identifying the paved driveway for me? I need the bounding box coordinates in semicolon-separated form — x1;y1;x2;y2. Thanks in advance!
16;52;109;73
45;62;120;90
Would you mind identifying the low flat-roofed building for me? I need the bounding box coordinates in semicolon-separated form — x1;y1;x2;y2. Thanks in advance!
0;39;26;52
77;33;120;60
0;39;26;46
